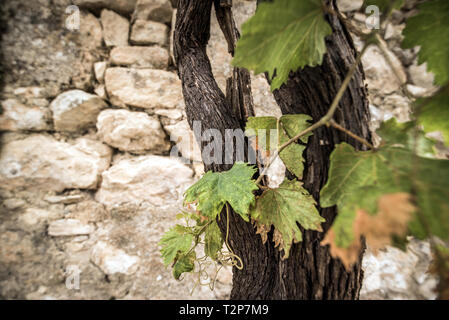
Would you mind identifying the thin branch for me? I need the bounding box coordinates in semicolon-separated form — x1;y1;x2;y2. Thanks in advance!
329;119;375;150
255;42;370;185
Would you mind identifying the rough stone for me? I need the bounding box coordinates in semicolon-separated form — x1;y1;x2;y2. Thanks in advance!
104;67;184;109
0;99;51;131
79;11;103;49
95;155;194;209
362;44;407;95
73;0;137;15
164;120;202;162
408;62;436;89
337;0;363;12
0;135;112;192
101;9;130;47
91;241;139;275
360;239;438;300
96;109;170;154
65;200;109;223
49;90;107;132
19;208;63;232
48;219;94;236
0;1;99;95
110;46;169;69
130;20;168;46
94;61;107;83
133;0;173;24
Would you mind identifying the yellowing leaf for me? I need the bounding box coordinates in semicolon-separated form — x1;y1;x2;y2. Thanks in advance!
251;179;324;259
184;162;258;221
322;193;415;269
232;0;332;90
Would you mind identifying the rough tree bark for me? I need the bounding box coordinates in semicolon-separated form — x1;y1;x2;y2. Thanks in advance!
174;0;372;299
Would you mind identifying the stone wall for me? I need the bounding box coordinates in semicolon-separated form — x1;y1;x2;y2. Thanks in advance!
0;0;440;299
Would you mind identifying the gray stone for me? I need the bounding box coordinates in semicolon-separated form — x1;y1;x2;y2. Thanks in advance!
130;20;168;46
97;109;170;154
73;0;137;15
110;46;169;69
362;44;407;95
0;135;112;192
337;0;363;12
164;120;202;162
0;99;51;131
94;61;108;83
101;9;130;47
48;219;94;236
49;90;107;132
91;241;140;275
95;155;193;209
104;67;184;109
133;0;173;24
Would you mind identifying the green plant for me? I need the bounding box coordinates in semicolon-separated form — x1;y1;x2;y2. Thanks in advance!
161;0;449;297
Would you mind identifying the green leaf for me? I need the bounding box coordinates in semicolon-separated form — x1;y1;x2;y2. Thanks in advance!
245;116;278;151
184;162;258;221
173;251;196;280
232;0;332;90
402;0;449;85
204;221;223;260
377;118;436;158
278;115;313;179
320;141;449;250
363;0;404;13
245;115;313;179
251;179;324;259
417;87;449;146
159;225;194;267
408;156;449;241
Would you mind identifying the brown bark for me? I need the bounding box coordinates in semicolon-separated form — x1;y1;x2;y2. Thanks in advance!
174;0;371;299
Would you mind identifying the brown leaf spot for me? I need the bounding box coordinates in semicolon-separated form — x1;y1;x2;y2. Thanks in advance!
322;193;415;270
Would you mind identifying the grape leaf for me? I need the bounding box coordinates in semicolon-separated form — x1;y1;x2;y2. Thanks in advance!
320;137;449;268
159;225;193;267
322;193;415;269
245;115;313;179
417;86;449;146
184;162;258;222
377;118;436;158
204;221;223;260
251;179;324;259
402;0;449;85
173;251;196;280
232;0;332;90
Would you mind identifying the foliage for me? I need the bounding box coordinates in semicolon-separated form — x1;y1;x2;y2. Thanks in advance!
320;121;449;267
184;162;258;222
402;0;449;86
245;114;312;179
417;86;449;146
251;179;324;259
232;0;332;90
163;0;449;297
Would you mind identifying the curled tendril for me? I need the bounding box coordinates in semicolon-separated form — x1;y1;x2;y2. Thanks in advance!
182;203;244;295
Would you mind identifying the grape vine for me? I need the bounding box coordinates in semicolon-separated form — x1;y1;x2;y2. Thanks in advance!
161;0;449;297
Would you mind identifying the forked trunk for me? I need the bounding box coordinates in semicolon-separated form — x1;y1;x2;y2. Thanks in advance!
174;0;371;299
